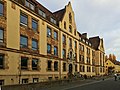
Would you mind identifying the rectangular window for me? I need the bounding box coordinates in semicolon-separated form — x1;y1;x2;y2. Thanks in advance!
32;58;38;70
62;49;66;59
20;35;28;48
75;65;77;71
54;61;58;71
22;78;28;84
21;57;28;70
69;25;72;33
50;17;56;24
33;78;39;83
32;19;38;31
69;38;72;48
74;41;77;49
47;27;52;38
20;13;28;26
0;54;4;69
0;2;3;16
62;35;66;44
54;31;58;40
47;60;52;71
38;9;46;18
0;28;4;43
63;63;66;71
0;80;4;85
47;44;51;54
25;0;35;11
32;39;38;50
54;46;58;56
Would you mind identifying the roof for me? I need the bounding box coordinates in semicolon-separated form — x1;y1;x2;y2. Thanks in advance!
53;8;66;21
89;36;100;50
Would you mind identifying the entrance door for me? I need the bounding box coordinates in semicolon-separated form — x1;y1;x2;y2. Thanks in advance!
69;64;73;73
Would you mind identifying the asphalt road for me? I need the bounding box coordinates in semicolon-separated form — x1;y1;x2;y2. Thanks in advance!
39;78;120;90
63;78;120;90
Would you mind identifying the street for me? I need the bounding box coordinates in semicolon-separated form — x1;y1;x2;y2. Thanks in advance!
39;78;120;90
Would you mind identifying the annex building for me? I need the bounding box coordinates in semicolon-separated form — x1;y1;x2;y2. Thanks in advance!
0;0;105;85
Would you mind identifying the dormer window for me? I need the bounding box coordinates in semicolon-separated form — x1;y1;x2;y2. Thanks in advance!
25;0;35;11
89;43;92;46
82;39;85;42
38;9;46;18
50;17;56;24
86;41;88;45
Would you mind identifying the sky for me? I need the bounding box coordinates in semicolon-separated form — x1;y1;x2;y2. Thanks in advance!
37;0;120;61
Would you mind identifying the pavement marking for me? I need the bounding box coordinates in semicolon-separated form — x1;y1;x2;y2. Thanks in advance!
62;78;111;90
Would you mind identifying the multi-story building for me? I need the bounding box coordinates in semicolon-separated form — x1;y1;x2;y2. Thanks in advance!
0;0;105;85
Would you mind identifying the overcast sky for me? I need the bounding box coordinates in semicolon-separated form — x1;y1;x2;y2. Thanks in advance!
37;0;120;61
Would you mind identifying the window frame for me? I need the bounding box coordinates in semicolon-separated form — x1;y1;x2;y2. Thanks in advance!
47;60;52;71
32;18;38;31
20;12;28;26
0;2;4;16
62;35;66;44
20;35;28;48
54;61;58;71
54;46;58;56
0;54;4;69
54;30;58;40
32;58;38;70
47;27;52;38
62;49;66;59
21;57;28;70
32;39;38;50
47;44;51;54
0;28;4;43
38;9;46;18
25;0;35;11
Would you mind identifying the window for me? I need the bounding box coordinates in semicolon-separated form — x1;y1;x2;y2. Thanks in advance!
74;41;77;49
80;45;84;52
32;59;38;70
0;54;4;69
0;80;4;85
63;63;66;71
20;35;28;48
50;17;56;24
80;65;85;72
33;78;39;83
64;21;66;29
62;49;66;58
54;46;58;56
69;13;72;23
80;55;84;62
22;78;28;84
74;29;76;36
69;38;72;47
86;57;90;64
54;31;58;40
62;35;66;44
75;65;77;71
21;57;28;70
47;44;51;54
0;28;4;43
47;27;51;37
47;60;52;71
32;19;38;31
87;48;90;54
25;0;35;10
69;25;72;33
20;13;28;26
38;9;46;18
32;39;38;50
54;61;58;71
0;2;3;16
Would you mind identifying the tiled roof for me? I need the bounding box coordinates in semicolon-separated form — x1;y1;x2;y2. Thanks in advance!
53;8;66;21
89;36;100;50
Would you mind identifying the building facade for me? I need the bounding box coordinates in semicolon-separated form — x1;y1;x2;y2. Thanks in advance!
0;0;105;85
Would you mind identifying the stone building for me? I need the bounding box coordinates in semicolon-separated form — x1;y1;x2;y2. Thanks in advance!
0;0;105;85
